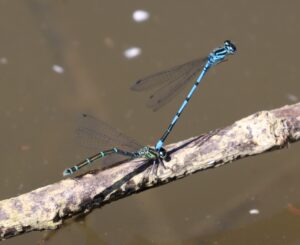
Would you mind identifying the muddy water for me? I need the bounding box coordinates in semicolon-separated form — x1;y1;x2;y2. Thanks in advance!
1;1;300;244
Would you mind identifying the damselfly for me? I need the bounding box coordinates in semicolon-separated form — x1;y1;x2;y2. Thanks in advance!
63;40;236;176
63;114;167;176
132;40;236;152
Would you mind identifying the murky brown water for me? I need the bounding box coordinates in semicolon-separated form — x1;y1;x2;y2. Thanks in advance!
1;0;300;244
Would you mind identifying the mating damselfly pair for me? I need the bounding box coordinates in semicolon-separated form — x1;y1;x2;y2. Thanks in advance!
63;40;236;176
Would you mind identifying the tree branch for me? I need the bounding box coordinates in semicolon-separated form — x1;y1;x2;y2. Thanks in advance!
0;103;299;240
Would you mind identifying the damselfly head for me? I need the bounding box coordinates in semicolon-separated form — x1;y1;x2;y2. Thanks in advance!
158;147;168;159
224;40;237;54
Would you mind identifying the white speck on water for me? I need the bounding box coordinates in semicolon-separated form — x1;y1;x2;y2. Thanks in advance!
133;10;150;22
52;64;64;74
124;47;141;59
104;37;114;48
249;209;260;215
0;57;8;64
287;94;298;102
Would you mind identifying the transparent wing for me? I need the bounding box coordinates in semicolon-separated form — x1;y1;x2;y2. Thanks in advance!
76;114;142;165
131;57;206;91
77;114;142;151
131;58;206;110
145;58;206;111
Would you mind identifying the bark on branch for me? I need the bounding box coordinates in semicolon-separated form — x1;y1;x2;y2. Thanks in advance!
0;103;300;240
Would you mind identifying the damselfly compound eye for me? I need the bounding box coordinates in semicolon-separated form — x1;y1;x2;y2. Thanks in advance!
224;40;237;53
159;148;167;159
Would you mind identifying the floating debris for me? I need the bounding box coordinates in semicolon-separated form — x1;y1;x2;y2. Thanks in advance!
287;94;298;102
123;47;141;59
249;209;260;215
52;64;64;74
104;37;114;48
0;57;8;64
132;10;150;22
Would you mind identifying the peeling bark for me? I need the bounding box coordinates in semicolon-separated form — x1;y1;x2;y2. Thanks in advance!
0;103;299;240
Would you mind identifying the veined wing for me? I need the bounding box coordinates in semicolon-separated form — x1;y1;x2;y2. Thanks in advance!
76;114;142;152
145;58;206;111
76;114;143;167
131;57;206;91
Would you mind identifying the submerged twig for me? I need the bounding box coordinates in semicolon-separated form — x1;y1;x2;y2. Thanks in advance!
0;103;299;240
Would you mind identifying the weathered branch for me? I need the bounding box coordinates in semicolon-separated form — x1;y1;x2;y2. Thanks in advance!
0;103;299;240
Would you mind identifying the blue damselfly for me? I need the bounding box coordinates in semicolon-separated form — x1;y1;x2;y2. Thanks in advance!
132;40;236;151
63;40;236;176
